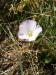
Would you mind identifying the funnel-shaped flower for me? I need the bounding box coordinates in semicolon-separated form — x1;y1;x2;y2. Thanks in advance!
18;20;42;41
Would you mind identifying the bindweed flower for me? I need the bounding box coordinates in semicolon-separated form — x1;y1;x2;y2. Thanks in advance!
18;20;42;41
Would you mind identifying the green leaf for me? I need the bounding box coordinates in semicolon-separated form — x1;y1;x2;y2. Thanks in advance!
45;58;51;64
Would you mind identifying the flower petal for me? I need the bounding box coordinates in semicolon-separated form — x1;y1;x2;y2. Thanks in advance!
26;20;37;31
18;34;28;40
33;25;42;39
18;21;29;36
18;20;37;36
28;36;36;41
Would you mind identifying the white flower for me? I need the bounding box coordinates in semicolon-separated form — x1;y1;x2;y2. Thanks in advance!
18;20;42;41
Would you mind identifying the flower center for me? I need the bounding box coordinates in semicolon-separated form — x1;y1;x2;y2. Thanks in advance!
28;32;33;37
